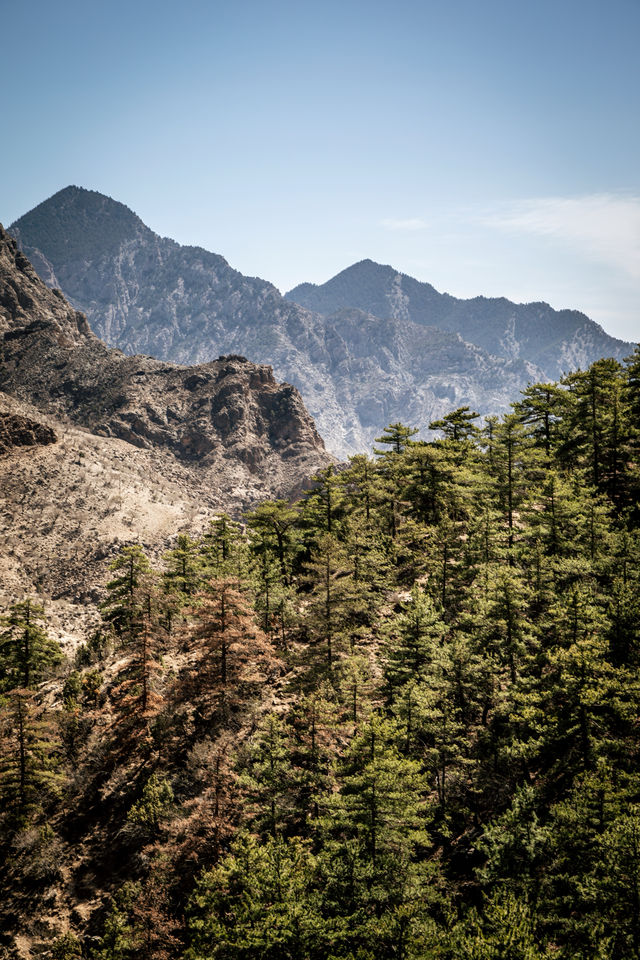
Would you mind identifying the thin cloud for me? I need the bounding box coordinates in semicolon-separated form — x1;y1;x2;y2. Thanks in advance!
380;217;427;232
484;194;640;280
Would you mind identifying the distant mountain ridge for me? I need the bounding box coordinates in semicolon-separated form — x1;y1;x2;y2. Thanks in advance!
286;259;634;380
11;187;632;458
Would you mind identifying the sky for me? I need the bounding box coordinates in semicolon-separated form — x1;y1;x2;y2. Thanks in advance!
2;0;638;341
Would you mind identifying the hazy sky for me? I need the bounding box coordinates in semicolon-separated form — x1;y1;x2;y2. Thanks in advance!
2;0;638;341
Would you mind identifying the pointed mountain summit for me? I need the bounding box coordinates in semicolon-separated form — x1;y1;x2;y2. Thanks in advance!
286;261;633;381
12;185;151;265
11;186;234;346
288;259;442;321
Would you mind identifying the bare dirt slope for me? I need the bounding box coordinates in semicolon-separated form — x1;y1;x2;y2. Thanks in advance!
1;391;226;646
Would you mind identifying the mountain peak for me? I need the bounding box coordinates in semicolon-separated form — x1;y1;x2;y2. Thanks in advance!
286;258;440;319
287;255;633;383
9;186;152;268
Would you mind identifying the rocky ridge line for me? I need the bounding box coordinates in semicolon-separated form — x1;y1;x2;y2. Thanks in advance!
286;259;635;380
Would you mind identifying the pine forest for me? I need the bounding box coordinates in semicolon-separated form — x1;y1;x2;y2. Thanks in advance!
2;349;640;960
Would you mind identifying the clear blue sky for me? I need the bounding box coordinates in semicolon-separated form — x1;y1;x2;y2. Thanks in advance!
2;0;638;340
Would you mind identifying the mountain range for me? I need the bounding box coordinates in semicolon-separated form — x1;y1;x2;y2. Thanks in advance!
11;186;632;458
286;259;631;380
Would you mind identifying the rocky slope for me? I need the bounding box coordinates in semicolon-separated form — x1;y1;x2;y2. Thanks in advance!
287;259;635;381
12;187;549;457
0;223;329;494
0;390;219;645
0;224;332;631
309;306;540;442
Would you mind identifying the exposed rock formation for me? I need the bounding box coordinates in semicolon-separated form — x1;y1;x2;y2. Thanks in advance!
306;306;542;451
0;410;56;453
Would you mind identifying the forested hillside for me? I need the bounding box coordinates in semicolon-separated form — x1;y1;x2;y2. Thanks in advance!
2;349;640;959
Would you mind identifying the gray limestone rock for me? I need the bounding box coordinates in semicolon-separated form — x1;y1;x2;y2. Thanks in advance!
286;259;634;383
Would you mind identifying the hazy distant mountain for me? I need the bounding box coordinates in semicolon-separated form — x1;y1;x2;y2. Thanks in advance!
11;188;570;457
287;260;634;381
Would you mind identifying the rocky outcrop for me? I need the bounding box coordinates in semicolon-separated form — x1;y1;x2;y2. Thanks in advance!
11;187;555;458
0;411;56;453
287;259;635;381
0;224;331;506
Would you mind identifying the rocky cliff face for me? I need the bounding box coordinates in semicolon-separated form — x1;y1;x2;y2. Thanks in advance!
11;187;552;457
312;306;541;450
287;259;634;381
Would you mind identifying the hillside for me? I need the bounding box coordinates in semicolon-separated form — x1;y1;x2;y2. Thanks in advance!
0;222;329;492
1;348;639;958
0;224;332;640
0;390;229;644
